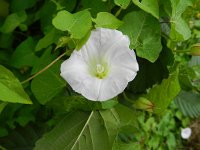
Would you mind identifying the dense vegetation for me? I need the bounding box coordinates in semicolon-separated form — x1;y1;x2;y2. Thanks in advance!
0;0;200;149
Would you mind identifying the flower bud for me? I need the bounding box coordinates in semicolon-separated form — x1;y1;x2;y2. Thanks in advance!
190;43;200;56
134;97;153;112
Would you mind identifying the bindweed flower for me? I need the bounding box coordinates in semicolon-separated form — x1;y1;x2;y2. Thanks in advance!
60;28;139;101
181;127;192;139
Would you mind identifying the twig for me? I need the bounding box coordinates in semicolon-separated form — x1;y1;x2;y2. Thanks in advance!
21;51;67;84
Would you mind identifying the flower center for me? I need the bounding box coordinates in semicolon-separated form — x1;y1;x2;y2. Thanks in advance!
93;63;108;79
96;64;105;74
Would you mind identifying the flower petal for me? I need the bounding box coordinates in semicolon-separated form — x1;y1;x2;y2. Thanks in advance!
97;67;137;101
60;51;91;93
110;49;139;73
181;127;192;139
79;77;102;101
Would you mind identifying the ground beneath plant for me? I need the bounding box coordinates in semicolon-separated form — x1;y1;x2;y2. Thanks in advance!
187;118;200;150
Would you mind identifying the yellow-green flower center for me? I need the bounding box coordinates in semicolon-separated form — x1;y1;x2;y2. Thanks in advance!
95;64;107;79
89;59;109;79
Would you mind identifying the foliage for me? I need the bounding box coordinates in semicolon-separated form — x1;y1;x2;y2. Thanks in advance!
0;0;200;149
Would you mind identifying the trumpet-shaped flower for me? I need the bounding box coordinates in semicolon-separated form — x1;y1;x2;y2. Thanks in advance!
181;127;192;139
60;28;139;101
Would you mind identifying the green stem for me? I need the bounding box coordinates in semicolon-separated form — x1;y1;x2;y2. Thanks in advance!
122;92;133;103
0;145;7;150
173;49;190;53
21;51;68;84
115;8;123;17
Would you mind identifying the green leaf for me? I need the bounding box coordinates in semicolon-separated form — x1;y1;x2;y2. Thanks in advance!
0;33;13;49
31;61;66;104
93;12;123;29
35;28;63;51
75;31;91;50
166;133;176;150
0;0;9;17
169;0;192;41
119;10;162;62
0;65;32;104
31;47;57;74
132;0;159;19
0;124;44;149
145;71;181;114
52;10;92;39
0;102;7;114
10;0;36;12
0;11;27;33
10;37;39;68
81;0;111;17
114;0;131;9
175;90;200;118
34;104;137;150
128;47;171;93
179;60;200;92
54;95;118;112
112;142;141;150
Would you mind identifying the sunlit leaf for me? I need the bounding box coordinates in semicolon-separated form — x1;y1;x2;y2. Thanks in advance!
93;12;123;29
169;0;192;41
0;65;32;104
132;0;159;19
52;10;92;39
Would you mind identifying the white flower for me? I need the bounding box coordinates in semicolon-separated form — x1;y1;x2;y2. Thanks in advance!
60;28;139;101
181;127;192;139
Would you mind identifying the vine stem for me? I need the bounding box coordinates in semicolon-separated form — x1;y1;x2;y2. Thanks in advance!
122;92;133;103
71;111;94;150
173;49;190;53
115;8;122;17
21;51;67;84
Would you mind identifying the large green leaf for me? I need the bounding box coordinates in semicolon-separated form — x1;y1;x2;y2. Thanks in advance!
10;37;39;68
52;10;92;39
175;90;200;118
169;0;192;41
0;11;27;33
119;10;162;62
0;65;32;104
34;104;137;150
93;12;123;29
132;0;159;19
144;71;180;114
31;61;66;105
